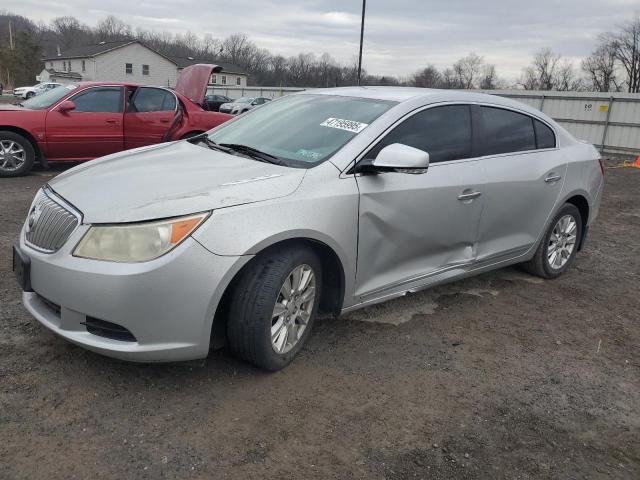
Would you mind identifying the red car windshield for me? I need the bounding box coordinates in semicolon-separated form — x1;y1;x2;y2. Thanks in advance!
21;84;78;110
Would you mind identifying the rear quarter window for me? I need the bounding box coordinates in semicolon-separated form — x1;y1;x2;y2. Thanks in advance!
534;119;556;149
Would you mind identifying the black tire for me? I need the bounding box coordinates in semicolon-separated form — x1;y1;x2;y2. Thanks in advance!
226;246;322;371
25;91;34;99
521;203;582;279
0;131;36;177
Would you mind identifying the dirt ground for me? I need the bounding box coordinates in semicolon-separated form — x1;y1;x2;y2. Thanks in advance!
1;161;638;480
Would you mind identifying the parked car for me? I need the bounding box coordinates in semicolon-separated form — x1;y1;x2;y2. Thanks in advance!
12;87;604;370
219;96;271;115
204;94;233;112
13;82;62;99
0;65;232;176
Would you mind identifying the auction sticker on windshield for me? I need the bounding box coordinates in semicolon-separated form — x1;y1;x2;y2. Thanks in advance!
320;118;369;133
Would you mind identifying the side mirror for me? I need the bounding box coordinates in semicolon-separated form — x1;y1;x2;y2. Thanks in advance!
358;143;430;174
58;100;76;112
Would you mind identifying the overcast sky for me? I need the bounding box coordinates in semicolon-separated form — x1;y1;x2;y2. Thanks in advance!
5;0;639;80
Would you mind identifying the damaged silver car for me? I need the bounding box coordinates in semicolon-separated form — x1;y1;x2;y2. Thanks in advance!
13;87;604;370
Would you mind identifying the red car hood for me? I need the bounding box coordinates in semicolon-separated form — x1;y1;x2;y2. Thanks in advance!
175;64;222;105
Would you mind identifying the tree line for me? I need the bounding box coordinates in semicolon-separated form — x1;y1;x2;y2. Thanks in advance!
0;11;638;93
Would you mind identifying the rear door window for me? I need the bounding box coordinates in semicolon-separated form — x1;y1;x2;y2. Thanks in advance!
130;87;176;112
367;105;473;163
480;107;536;155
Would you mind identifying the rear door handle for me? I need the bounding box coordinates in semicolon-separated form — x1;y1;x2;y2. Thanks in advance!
545;174;562;183
106;119;119;124
457;191;482;201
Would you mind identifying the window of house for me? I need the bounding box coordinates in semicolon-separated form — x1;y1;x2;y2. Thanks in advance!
211;74;217;84
142;64;150;76
534;119;556;149
82;60;86;72
125;63;133;75
366;105;473;163
62;61;66;71
221;75;227;85
50;62;53;68
236;77;241;86
70;87;123;113
480;107;536;155
129;87;176;112
67;61;72;72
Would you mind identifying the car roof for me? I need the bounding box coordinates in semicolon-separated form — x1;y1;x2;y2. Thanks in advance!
300;86;552;120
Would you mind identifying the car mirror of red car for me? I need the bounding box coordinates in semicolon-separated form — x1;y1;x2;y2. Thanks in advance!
58;100;77;113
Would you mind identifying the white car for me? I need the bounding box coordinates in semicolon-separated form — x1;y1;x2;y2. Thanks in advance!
13;82;62;99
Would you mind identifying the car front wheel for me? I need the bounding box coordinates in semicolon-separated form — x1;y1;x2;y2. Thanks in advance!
226;246;322;371
522;203;582;279
0;131;35;177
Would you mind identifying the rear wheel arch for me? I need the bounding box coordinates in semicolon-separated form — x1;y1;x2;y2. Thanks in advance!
210;237;346;349
565;194;589;250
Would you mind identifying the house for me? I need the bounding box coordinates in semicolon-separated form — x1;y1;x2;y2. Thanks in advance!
40;40;247;88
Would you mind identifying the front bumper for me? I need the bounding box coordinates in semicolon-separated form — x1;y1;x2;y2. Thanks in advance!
18;225;251;362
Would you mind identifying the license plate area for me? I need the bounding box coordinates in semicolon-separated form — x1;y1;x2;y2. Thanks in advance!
12;245;32;292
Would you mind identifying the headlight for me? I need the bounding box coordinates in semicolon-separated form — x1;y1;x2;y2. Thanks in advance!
73;213;209;262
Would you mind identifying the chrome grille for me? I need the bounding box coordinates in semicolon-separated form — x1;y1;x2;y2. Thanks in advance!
25;189;79;253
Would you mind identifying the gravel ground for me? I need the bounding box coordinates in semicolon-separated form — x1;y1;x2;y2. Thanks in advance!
1;161;639;479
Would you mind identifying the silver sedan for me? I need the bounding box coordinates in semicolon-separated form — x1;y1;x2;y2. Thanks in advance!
13;87;604;370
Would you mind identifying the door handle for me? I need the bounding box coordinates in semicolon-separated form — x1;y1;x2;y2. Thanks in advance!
544;174;562;183
106;119;119;124
159;119;170;123
457;191;482;201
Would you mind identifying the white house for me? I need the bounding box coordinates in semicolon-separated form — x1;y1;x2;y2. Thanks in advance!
40;40;247;88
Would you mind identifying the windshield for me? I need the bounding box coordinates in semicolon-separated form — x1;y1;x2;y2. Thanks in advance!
235;97;253;104
208;94;396;167
22;84;78;110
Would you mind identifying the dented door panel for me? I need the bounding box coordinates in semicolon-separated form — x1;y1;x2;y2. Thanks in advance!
354;160;485;298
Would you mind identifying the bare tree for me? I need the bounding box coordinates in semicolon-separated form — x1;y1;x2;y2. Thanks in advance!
582;42;619;91
607;16;640;93
453;52;484;89
411;65;442;88
479;64;498;89
95;15;132;41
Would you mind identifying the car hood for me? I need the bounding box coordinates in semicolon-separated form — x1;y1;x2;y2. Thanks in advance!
49;141;306;223
175;64;222;105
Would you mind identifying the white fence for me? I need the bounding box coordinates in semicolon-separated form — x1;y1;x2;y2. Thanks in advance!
208;85;640;155
206;85;304;99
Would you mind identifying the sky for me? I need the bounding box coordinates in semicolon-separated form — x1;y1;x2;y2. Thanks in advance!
4;0;640;81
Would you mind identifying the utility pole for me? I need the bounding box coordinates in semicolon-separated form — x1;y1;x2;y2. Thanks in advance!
357;0;366;86
9;20;14;50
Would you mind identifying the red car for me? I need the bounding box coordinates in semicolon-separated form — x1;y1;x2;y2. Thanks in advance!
0;65;232;177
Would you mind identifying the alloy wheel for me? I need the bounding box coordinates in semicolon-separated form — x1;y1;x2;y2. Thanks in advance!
271;264;317;354
0;140;26;172
547;214;577;269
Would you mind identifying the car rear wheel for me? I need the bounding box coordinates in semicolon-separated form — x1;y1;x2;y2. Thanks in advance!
521;203;582;279
226;246;322;371
0;131;35;177
25;91;34;99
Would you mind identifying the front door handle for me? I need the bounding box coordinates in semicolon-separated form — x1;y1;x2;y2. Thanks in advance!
457;191;482;201
106;119;119;124
545;174;562;183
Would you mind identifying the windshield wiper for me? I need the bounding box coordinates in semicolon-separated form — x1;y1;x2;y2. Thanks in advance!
219;143;285;165
188;133;233;153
